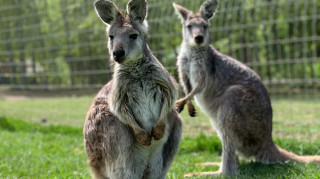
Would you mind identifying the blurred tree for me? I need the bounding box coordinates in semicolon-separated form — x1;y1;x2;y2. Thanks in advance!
0;0;319;92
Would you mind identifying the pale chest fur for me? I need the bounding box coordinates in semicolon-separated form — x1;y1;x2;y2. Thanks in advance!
178;46;208;92
125;78;162;131
112;77;163;132
109;60;166;133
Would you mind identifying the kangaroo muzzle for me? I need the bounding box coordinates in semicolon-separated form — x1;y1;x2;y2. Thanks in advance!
195;35;204;44
113;50;125;63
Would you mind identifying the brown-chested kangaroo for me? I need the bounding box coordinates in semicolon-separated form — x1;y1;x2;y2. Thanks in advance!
83;0;182;178
174;0;320;176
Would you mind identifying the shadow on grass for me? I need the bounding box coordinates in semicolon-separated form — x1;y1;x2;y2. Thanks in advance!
0;116;15;131
179;133;222;154
0;116;82;135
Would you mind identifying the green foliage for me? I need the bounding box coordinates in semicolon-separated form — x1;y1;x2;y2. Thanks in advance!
47;57;71;85
1;0;319;91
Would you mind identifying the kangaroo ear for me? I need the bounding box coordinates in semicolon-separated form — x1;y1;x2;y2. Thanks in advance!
94;0;122;25
127;0;147;23
200;0;218;20
173;3;191;22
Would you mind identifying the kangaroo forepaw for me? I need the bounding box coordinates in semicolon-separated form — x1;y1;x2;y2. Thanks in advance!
175;99;186;113
187;101;196;117
152;122;166;140
135;130;151;146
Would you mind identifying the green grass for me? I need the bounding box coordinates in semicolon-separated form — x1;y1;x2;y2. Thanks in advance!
0;117;89;178
0;96;92;127
0;96;320;178
169;135;320;179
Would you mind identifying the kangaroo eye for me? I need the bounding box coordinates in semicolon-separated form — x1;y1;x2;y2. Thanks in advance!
203;25;208;29
109;35;114;40
129;34;138;40
187;25;192;29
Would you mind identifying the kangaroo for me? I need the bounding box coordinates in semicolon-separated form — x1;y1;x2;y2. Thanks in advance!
83;0;182;178
173;0;320;176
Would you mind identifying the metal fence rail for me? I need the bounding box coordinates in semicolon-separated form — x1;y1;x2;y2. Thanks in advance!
0;0;319;99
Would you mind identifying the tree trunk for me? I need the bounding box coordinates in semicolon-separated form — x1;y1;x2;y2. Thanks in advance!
60;0;75;86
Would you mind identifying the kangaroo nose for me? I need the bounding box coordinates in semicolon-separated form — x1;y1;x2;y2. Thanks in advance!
195;35;204;44
113;50;125;62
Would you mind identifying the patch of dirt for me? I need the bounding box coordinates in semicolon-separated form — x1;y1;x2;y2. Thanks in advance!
4;96;29;102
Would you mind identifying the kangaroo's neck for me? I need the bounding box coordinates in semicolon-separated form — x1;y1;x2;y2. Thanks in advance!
114;58;151;80
113;48;153;79
182;42;210;61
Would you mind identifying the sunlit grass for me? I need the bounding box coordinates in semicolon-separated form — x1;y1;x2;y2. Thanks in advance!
0;96;320;178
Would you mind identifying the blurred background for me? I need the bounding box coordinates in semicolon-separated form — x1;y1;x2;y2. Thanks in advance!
1;0;320;132
0;0;319;94
0;0;319;178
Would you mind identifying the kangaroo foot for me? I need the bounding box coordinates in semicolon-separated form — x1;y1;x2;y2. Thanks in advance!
152;122;166;140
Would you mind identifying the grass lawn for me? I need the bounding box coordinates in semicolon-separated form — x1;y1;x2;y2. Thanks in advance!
0;95;320;178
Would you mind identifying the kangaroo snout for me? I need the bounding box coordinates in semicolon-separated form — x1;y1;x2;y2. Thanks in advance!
113;50;125;62
195;35;204;44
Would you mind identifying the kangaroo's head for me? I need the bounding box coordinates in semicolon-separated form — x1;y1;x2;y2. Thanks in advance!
95;0;148;64
173;0;218;48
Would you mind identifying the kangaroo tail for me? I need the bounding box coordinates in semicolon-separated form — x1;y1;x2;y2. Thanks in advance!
256;141;320;164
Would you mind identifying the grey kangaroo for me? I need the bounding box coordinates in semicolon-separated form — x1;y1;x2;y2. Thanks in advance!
83;0;182;178
174;0;320;176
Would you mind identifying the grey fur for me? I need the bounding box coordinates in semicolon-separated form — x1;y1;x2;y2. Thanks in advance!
84;0;182;178
174;0;320;177
127;0;147;23
173;3;192;22
95;0;122;25
200;0;218;20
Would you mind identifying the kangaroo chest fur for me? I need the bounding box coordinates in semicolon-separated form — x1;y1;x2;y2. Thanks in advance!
179;46;207;88
111;61;163;132
125;78;162;131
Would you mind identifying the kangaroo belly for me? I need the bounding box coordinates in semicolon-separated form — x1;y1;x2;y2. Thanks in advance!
195;93;223;140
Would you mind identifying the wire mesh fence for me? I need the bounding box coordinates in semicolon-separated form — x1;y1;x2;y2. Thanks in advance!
0;0;319;99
